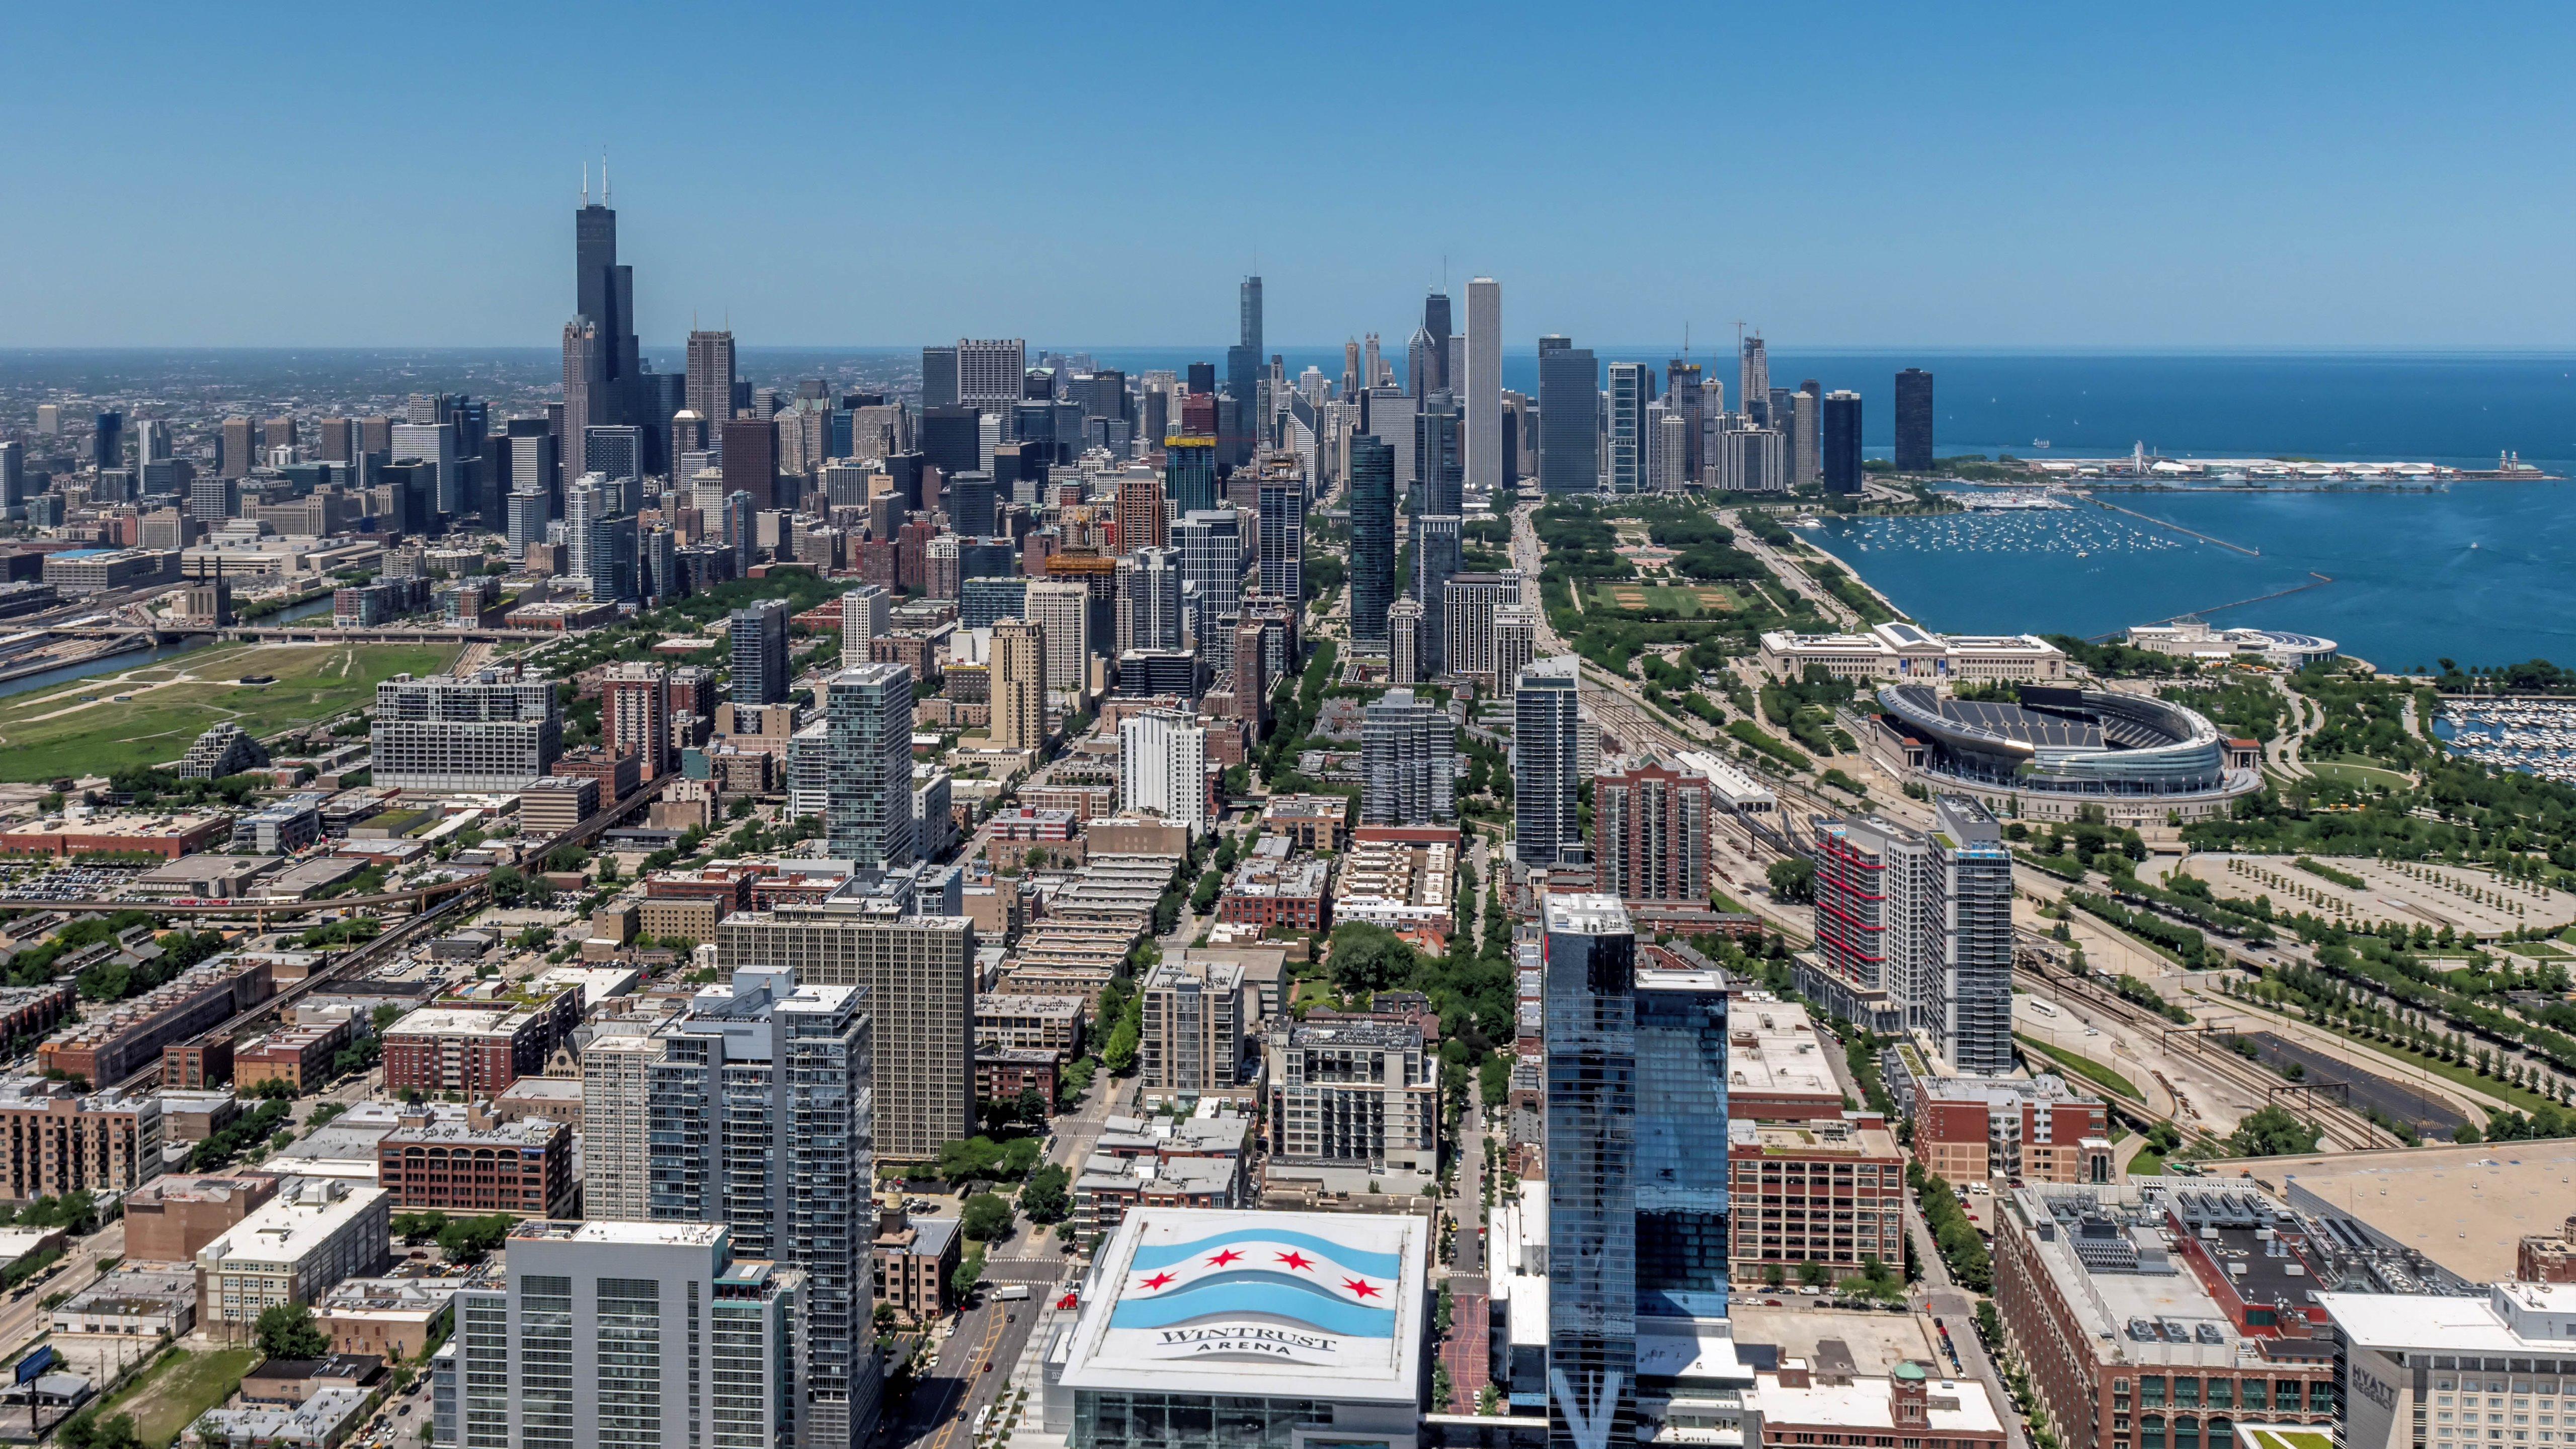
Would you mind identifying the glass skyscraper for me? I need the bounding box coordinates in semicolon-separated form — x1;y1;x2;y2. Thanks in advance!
1513;655;1582;867
1538;336;1599;494
1635;970;1729;1319
1347;435;1395;647
1544;894;1637;1449
729;600;789;705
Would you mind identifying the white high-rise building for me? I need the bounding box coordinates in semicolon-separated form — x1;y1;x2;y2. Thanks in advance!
839;584;890;653
1118;708;1209;837
1512;656;1583;868
1465;278;1501;494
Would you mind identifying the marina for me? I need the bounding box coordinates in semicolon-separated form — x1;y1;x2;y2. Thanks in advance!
2436;698;2576;785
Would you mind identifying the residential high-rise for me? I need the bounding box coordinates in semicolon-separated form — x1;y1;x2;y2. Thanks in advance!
1347;435;1395;647
1413;515;1462;676
1388;597;1423;684
920;346;959;409
1023;579;1091;702
729;601;789;706
1821;390;1864;494
840;584;890;653
0;442;20;509
822;664;917;867
1465;278;1503;496
1593;755;1712;903
1171;509;1242;632
1538;336;1599;493
1255;467;1304;609
1544;894;1639;1449
600;661;674;779
636;969;878;1447
1119;708;1209;836
1140;958;1247;1096
1606;363;1647;492
92;411;124;471
1114;546;1184;656
990;619;1047;751
372;668;561;793
454;1220;820;1449
1442;571;1524;687
1114;471;1167;554
1514;656;1583;867
1810;797;2010;1073
1791;390;1820;485
1739;336;1771;424
686;330;737;425
577;1024;661;1221
956;339;1026;417
1165;434;1219;515
1665;360;1706;480
1634;967;1729;1320
721;416;777;511
1894;368;1935;471
712;908;977;1166
1360;687;1456;826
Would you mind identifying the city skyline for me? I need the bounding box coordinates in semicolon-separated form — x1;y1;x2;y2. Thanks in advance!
9;7;2576;347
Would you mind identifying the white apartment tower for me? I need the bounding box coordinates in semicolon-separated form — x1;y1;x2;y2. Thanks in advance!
1119;709;1209;836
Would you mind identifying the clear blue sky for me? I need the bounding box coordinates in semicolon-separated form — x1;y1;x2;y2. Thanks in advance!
9;3;2575;349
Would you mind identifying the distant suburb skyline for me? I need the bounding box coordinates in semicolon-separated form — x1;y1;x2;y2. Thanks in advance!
7;5;2576;349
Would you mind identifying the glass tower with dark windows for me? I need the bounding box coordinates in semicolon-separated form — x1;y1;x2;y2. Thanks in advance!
1635;970;1729;1320
1894;368;1935;472
921;345;959;409
1347;435;1396;648
1416;391;1463;517
1165;435;1219;515
1256;474;1303;606
822;663;917;867
1412;514;1462;677
1513;655;1582;867
1822;389;1865;493
729;600;789;705
1544;894;1638;1449
1538;337;1600;493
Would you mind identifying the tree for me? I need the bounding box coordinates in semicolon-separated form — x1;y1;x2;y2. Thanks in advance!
1767;856;1816;904
1797;1259;1829;1287
951;1246;986;1303
1326;921;1417;995
2227;1104;2323;1158
437;1214;513;1264
1019;1164;1071;1224
1103;1015;1140;1076
1013;1085;1049;1127
961;1192;1016;1242
257;1302;331;1358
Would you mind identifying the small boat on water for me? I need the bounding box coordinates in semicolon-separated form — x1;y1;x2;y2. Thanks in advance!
2034;438;2051;448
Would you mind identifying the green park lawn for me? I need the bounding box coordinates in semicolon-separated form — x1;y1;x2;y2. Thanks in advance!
1588;582;1741;616
2306;757;2414;790
95;1345;263;1447
0;641;459;781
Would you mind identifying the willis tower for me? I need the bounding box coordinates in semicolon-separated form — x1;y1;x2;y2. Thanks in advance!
564;163;642;453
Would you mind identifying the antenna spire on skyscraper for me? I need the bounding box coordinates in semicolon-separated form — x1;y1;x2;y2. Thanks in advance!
582;161;589;206
601;150;610;204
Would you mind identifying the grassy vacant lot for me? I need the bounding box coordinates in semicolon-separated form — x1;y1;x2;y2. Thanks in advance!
0;641;459;781
2018;1033;2142;1100
97;1345;263;1447
1589;582;1741;615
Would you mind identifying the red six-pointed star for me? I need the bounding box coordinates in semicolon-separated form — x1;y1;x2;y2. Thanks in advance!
1275;1251;1314;1271
1343;1278;1380;1299
1208;1249;1243;1266
1139;1271;1176;1290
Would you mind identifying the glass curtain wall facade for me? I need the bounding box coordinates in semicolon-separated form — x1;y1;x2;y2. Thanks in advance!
1347;436;1395;647
1544;895;1637;1449
1635;973;1729;1319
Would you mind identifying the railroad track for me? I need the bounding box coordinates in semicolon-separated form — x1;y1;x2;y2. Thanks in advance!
2017;964;2392;1151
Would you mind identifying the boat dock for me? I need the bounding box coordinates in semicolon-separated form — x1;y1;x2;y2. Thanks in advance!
2076;494;2261;555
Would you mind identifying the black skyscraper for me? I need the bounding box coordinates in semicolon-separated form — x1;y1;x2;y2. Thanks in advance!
1348;436;1396;648
1537;336;1599;494
1821;390;1865;494
1186;361;1216;395
921;406;982;479
1894;368;1935;472
1423;292;1453;392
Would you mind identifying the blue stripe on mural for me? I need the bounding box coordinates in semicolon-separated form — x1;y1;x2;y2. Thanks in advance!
1129;1229;1405;1277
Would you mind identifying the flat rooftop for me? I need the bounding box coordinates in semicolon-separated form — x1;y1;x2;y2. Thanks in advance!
1725;999;1844;1104
1056;1207;1426;1403
509;1220;726;1248
2224;1137;2576;1283
1726;1305;1936;1377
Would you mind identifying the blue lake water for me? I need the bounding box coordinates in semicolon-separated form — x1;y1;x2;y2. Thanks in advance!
1801;482;2576;671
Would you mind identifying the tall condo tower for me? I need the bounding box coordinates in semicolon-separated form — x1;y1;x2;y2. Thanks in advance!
1465;278;1504;495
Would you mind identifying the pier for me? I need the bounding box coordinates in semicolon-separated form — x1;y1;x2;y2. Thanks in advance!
2087;573;2335;642
2077;493;2262;555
